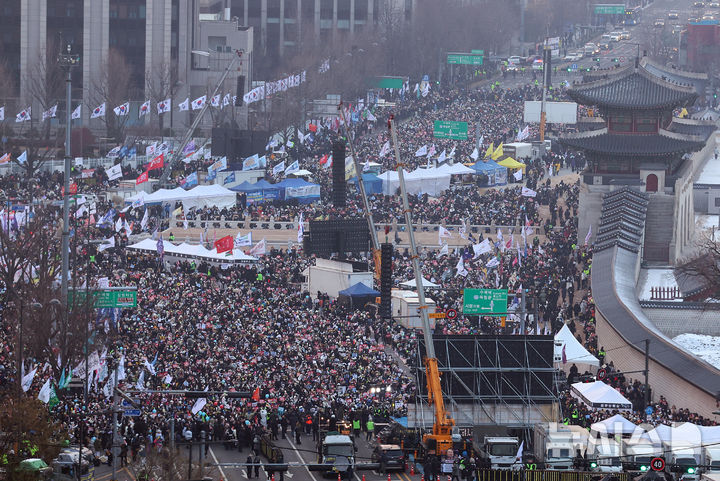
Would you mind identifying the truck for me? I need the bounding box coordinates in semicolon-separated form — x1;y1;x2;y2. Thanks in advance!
503;142;533;161
586;436;623;473
704;446;720;473
669;447;701;481
317;432;356;479
623;439;662;473
478;436;520;470
534;423;576;470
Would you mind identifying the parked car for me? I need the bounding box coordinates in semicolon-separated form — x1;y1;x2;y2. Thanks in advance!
703;13;716;19
693;1;706;8
620;31;631;40
371;444;406;473
532;59;544;70
564;51;583;61
507;55;523;65
599;42;612;50
711;2;720;7
668;10;680;18
609;32;622;42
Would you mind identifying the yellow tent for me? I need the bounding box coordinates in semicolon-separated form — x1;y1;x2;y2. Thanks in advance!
498;157;526;170
484;143;494;159
491;143;504;160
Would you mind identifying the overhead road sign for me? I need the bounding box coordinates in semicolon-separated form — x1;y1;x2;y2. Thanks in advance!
447;53;484;65
433;120;469;140
462;288;508;315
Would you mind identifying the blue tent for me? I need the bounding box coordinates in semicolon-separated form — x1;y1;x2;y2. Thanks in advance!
276;178;321;204
470;160;507;186
230;179;282;203
350;174;383;195
337;282;380;309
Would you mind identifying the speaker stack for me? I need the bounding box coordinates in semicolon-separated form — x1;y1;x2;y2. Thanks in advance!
380;243;393;319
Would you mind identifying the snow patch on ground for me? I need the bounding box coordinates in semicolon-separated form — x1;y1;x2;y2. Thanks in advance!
638;268;679;301
673;333;720;370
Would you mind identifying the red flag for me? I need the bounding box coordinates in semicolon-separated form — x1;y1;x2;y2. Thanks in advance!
319;154;328;165
214;235;234;254
136;170;149;185
308;123;317;132
147;153;164;171
251;387;260;401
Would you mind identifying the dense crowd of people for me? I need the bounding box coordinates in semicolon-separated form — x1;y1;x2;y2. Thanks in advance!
0;74;715;481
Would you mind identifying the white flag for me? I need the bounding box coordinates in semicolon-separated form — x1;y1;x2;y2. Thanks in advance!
456;258;468;277
91;103;106;119
521;186;537;197
585;225;592;246
97;236;115;252
21;367;37;392
272;161;286;175
16;106;31;122
191;95;206;110
117;356;126;380
0;106;4;121
439;243;449;256
222;93;231;107
191;397;207;414
513;169;523;181
139;100;151;117
113;102;130;116
379;141;391;157
38;378;52;403
136;370;145;391
415;145;428;157
297;213;304;243
437;149;447;164
179;98;190;111
146;142;157;158
42;104;58;121
249;238;267;256
157;98;171;114
105;163;123;181
235;232;252;246
210;94;221;107
473;238;492;258
438;225;452;241
71;105;82;119
144;358;156;376
470;147;479;161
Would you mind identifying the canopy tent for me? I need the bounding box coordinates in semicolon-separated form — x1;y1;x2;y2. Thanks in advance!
470;160;508;186
351;173;383;195
400;278;440;289
288;169;312;177
377;168;451;197
229;179;283;204
435;163;475;175
570;380;633;411
590;414;641;436
127;239;258;263
337;282;381;309
276;178;321;203
554;324;600;366
127;185;236;210
497;157;527;170
230;181;264;193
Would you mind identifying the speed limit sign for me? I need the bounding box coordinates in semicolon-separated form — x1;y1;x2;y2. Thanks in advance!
597;368;608;381
651;457;665;472
446;308;458;320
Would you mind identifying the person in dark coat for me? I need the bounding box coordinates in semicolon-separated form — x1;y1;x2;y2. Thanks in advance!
246;453;254;479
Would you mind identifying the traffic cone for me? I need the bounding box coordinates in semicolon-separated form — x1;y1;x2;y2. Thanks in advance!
448;476;451;481
338;474;342;481
410;464;415;476
388;475;392;481
271;475;275;481
362;476;366;481
420;475;425;481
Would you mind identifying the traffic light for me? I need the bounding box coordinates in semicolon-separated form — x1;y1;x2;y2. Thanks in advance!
594;57;600;62
687;467;696;474
613;58;619;62
640;466;649;472
590;462;598;469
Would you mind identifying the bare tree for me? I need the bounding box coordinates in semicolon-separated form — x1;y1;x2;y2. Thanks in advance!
92;48;132;143
145;60;181;135
677;234;720;300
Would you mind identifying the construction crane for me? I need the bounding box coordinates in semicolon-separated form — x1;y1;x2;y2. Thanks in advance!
388;116;456;455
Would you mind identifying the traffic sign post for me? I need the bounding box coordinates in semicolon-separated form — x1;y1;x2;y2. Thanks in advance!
651;457;665;472
447;53;484;65
594;4;625;14
429;312;446;319
597;368;608;381
68;287;138;308
433;120;469;140
462;288;508;315
446;308;458;320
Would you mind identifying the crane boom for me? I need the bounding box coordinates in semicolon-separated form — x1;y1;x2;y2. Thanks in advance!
388;117;454;454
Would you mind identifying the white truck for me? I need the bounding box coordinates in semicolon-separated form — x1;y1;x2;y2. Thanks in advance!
534;423;576;470
587;436;623;473
503;142;533;161
670;447;701;481
478;436;520;470
623;439;662;473
704;446;720;473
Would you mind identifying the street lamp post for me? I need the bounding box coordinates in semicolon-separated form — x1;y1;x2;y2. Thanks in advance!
58;45;80;310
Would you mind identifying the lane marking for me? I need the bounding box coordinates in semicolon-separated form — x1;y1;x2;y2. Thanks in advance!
286;437;319;481
209;446;232;481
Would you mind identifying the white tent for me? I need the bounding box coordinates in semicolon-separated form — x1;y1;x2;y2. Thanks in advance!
377;168;451;197
571;381;633;411
590;414;641;436
400;278;440;289
554;324;600;366
127;239;257;263
127;184;236;210
436;163;475;175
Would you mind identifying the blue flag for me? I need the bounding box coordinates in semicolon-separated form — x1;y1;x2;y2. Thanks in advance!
183;171;198;188
224;172;235;184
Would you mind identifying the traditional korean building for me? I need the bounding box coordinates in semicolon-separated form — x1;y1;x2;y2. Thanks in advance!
559;59;716;264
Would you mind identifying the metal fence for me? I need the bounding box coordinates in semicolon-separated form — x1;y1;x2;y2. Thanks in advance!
476;470;629;481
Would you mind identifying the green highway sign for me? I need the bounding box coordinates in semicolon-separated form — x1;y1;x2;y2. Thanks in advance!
471;50;485;55
373;77;404;89
69;288;138;308
594;4;625;14
447;53;484;65
462;288;508;315
433;120;469;140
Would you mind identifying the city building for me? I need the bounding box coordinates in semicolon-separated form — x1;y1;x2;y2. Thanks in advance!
13;0;252;134
683;19;720;72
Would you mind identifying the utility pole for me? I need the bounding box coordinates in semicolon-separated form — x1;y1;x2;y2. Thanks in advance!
644;339;650;409
58;45;80;311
